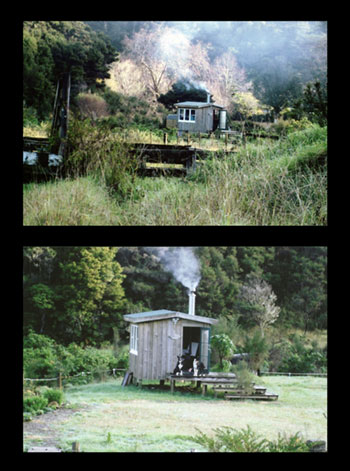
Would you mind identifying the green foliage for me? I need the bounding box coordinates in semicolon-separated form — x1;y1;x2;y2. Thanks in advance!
24;247;125;345
23;21;117;120
231;361;255;394
65;118;140;197
280;334;327;373
243;330;269;373
23;331;58;378
194;425;311;452
101;90;165;129
23;331;119;382
158;79;209;109
23;246;327;350
211;334;235;368
23;395;49;414
43;388;64;405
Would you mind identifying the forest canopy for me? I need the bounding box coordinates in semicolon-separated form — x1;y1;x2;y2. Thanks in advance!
23;247;327;347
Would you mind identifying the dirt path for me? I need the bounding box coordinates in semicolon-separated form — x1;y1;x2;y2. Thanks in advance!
23;406;85;450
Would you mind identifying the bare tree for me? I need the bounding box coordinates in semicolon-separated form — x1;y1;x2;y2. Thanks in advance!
108;57;147;98
209;51;253;109
122;24;174;103
240;275;280;337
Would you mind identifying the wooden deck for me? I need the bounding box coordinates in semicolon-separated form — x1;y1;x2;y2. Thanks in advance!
168;372;236;395
23;138;207;181
167;372;278;400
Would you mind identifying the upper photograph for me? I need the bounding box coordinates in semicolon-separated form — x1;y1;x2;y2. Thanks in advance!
23;21;327;226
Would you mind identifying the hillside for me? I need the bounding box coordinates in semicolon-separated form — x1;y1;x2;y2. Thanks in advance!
23;124;327;226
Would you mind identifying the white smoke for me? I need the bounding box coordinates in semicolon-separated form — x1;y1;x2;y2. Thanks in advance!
157;26;210;93
145;247;201;291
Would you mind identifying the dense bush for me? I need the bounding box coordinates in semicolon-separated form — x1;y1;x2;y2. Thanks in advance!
23;331;120;380
65;117;140;197
23;395;49;414
43;388;64;405
279;335;327;373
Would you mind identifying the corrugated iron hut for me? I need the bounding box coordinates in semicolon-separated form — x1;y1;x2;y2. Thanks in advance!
123;291;217;385
173;93;226;134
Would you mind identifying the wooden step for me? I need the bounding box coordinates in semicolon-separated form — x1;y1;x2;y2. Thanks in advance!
224;392;278;401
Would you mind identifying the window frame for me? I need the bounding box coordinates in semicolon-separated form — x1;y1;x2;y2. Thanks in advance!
130;324;138;355
179;108;196;122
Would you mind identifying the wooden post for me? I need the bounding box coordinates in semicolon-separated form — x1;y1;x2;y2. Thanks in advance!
163;132;168;145
171;378;175;394
225;132;228;151
72;441;80;452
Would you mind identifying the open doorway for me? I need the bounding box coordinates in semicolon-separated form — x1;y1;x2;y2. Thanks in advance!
182;327;210;369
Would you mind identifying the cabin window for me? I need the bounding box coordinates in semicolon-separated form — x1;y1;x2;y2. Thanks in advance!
179;108;196;122
130;324;138;354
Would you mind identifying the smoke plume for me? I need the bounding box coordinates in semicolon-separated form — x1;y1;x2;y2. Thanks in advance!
145;247;201;291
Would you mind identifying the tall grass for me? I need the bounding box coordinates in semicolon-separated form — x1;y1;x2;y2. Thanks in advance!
23;123;327;226
23;177;120;226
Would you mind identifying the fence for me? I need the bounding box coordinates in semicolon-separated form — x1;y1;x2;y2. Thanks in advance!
23;368;127;389
24;369;327;388
260;372;327;378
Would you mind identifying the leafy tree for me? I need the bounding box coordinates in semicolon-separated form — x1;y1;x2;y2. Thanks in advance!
23;21;118;120
196;247;241;319
56;247;125;344
158;79;209;109
28;283;55;334
292;80;327;126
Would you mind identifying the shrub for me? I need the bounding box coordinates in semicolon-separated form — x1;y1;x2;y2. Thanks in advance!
76;93;109;120
243;330;269;374
23;395;48;414
24;332;119;383
231;361;255;395
194;426;311;452
23;331;58;378
211;334;235;368
279;334;327;373
65;118;140;197
43;388;64;405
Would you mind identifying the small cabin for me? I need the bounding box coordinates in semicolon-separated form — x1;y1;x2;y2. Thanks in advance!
123;308;217;384
173;94;226;134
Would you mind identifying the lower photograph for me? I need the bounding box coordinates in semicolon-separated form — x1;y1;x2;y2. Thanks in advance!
23;246;327;453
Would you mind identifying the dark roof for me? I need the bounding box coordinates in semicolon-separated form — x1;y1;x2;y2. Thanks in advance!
123;309;217;325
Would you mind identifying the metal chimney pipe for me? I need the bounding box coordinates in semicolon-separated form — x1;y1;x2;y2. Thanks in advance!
188;290;196;315
206;93;210;104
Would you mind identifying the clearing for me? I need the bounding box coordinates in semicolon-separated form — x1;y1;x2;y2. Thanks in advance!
23;375;327;452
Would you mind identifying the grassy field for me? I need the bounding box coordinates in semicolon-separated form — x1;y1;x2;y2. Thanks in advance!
23;376;327;452
23;124;327;226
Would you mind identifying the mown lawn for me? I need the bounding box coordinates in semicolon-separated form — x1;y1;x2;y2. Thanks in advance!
23;376;327;452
